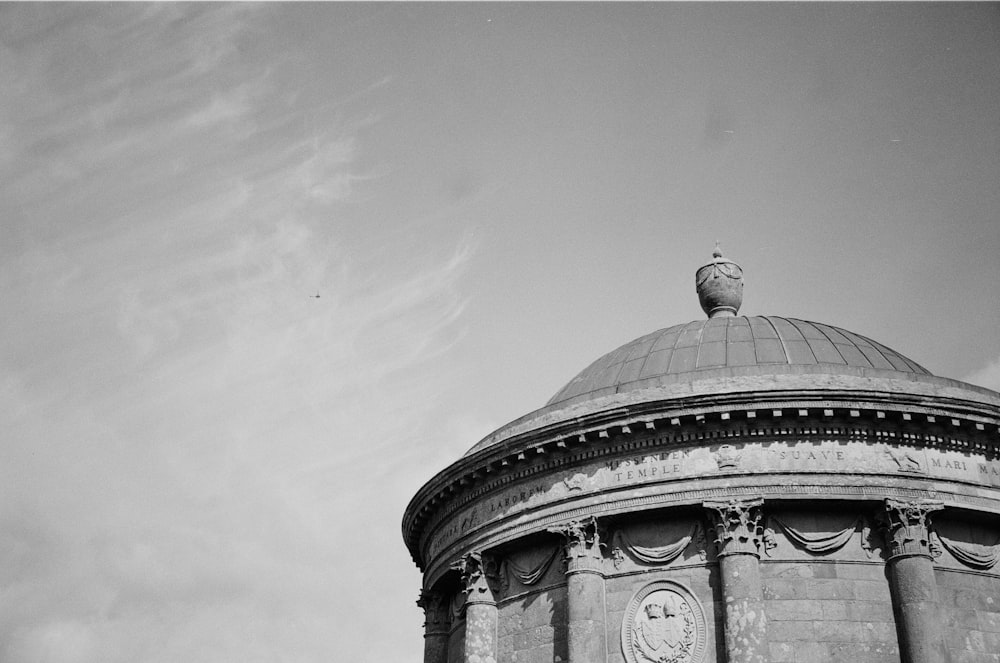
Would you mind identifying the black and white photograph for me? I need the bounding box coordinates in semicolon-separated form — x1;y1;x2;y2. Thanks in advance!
1;3;998;662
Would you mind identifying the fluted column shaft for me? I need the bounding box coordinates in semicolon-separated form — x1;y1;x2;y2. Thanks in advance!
883;499;946;663
705;498;768;663
417;590;451;663
551;517;607;663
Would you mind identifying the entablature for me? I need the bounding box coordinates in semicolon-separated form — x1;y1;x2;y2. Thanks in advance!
403;388;1000;569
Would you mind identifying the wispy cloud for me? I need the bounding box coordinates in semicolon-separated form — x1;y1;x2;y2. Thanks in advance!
0;4;470;662
0;232;473;660
0;4;267;206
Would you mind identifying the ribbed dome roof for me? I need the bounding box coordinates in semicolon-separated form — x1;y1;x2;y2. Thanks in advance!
547;316;931;407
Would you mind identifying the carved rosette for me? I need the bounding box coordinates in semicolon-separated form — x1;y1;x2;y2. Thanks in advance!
451;551;499;606
548;516;605;574
703;498;766;558
883;499;944;561
416;589;451;636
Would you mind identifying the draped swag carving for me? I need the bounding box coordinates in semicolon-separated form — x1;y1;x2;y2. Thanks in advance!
500;545;561;588
611;524;698;567
450;592;465;620
768;515;861;555
935;533;1000;570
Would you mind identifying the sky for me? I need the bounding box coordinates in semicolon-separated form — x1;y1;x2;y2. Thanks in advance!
0;3;998;662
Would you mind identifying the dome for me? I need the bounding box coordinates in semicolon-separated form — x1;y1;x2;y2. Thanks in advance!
547;315;931;408
405;248;1000;663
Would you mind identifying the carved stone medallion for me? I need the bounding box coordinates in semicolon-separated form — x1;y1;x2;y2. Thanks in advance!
621;580;707;663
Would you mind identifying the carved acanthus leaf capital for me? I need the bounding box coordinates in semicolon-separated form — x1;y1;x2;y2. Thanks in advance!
416;589;451;633
883;498;944;561
548;516;605;573
703;497;766;558
450;551;499;604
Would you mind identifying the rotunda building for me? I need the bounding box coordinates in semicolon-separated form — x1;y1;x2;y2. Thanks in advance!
403;251;1000;663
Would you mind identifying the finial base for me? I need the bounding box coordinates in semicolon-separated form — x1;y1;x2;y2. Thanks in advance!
707;307;738;318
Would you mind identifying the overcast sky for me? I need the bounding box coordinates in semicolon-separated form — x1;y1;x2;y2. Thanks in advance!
1;3;998;662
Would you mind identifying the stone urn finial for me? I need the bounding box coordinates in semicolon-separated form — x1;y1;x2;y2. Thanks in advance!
695;244;743;318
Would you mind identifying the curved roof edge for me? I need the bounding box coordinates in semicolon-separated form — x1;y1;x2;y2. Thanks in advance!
403;371;1000;571
465;368;1000;457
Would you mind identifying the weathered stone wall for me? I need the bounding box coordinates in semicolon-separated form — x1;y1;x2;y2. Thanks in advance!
759;507;898;662
435;506;1000;663
605;565;722;663
496;540;568;663
497;587;568;663
935;569;1000;662
600;515;720;663
763;560;898;662
933;516;1000;663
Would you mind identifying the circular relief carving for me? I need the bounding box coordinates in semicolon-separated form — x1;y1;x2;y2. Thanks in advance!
621;580;707;663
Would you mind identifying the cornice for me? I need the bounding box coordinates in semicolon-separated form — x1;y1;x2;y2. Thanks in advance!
402;385;1000;570
468;372;1000;457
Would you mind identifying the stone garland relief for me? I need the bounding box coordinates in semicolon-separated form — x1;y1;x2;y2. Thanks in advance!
762;502;1000;571
449;591;466;622
622;580;707;663
760;506;946;563
763;515;862;556
611;523;707;569
860;517;887;560
426;437;1000;563
877;499;1000;570
932;531;1000;569
497;545;562;593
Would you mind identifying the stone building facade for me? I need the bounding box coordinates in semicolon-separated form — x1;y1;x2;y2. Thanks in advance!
403;250;1000;663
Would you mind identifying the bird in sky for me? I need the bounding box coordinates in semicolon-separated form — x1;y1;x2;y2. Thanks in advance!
310;292;321;299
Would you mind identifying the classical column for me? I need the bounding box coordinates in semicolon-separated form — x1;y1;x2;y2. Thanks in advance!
883;498;946;663
704;498;769;663
550;516;607;663
417;589;451;663
453;552;499;663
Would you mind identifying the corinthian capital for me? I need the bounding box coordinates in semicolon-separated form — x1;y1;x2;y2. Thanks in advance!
883;498;943;561
451;551;499;604
703;497;765;558
416;589;451;635
548;516;604;574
